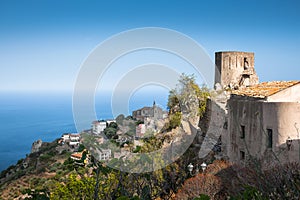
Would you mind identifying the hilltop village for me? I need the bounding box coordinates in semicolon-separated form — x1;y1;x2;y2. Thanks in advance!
29;101;170;167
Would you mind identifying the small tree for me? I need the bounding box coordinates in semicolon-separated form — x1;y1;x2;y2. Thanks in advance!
166;73;209;131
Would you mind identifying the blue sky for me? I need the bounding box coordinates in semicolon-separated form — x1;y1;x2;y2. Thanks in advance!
0;0;300;92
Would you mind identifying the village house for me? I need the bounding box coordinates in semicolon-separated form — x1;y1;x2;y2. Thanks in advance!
92;120;107;134
70;149;89;165
61;133;80;146
94;148;111;161
213;51;300;167
70;152;83;161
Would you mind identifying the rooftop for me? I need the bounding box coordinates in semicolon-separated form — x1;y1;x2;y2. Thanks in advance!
231;81;300;98
92;120;106;124
71;152;82;159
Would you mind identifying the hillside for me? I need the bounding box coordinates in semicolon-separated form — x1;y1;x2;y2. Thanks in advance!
0;139;89;199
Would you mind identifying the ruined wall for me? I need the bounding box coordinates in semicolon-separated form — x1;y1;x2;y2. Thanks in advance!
227;96;300;167
198;93;228;160
215;51;259;88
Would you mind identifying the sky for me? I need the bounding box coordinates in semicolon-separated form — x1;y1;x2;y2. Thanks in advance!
0;0;300;93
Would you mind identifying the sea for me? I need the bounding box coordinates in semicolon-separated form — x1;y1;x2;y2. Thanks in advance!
0;90;168;172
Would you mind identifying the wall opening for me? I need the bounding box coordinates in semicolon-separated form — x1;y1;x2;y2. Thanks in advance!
240;150;245;160
244;57;249;70
267;129;273;148
240;125;245;139
223;121;228;129
239;74;250;86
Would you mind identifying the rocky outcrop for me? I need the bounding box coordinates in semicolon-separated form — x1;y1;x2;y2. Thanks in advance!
31;139;42;153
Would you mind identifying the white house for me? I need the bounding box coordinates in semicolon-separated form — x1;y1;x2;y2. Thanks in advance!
61;133;80;146
61;133;70;142
92;120;107;134
95;148;111;161
69;133;80;141
106;119;116;125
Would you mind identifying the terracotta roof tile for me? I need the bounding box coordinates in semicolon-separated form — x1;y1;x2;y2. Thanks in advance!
71;152;82;159
231;81;300;98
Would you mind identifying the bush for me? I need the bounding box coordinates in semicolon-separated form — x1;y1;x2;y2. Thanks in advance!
175;173;222;200
133;146;141;153
169;112;182;129
39;154;52;161
176;161;300;200
194;194;210;200
77;144;85;152
49;163;61;172
17;158;24;165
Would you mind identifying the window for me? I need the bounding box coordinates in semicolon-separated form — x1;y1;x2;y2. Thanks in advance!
244;57;249;70
267;129;273;148
240;125;245;139
239;74;250;86
240;151;245;160
223;121;228;129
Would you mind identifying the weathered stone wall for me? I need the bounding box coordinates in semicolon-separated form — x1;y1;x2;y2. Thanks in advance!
215;51;259;88
198;95;228;159
227;96;300;167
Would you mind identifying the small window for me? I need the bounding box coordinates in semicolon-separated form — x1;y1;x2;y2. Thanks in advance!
267;129;273;148
244;57;249;70
240;125;245;139
240;151;245;160
223;121;228;129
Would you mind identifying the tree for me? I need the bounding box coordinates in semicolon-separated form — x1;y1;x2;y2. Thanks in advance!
77;144;85;152
166;73;209;131
50;173;95;200
104;122;119;139
104;127;116;139
109;122;118;129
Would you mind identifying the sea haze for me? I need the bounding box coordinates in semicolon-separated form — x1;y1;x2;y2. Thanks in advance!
0;89;169;171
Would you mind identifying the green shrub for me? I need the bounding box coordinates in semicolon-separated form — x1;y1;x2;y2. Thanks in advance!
77;144;85;152
169;112;182;129
17;158;24;165
39;154;52;161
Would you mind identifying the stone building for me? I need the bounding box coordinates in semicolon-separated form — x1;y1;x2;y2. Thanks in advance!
227;81;300;166
215;51;259;89
132;101;165;121
212;51;300;167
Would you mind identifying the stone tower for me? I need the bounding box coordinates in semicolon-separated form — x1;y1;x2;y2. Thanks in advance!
215;51;259;89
